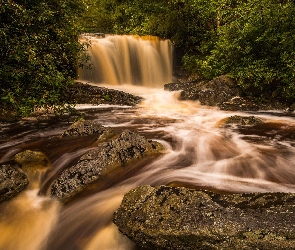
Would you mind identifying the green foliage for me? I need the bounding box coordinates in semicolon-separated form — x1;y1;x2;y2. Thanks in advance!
196;0;295;102
0;0;87;116
79;0;295;103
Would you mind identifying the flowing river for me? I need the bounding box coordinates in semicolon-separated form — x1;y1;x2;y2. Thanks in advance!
0;35;295;250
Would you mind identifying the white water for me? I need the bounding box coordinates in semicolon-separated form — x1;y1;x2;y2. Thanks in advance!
1;87;295;250
1;35;295;249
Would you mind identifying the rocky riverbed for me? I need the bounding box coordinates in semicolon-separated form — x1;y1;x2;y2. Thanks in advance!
1;79;295;249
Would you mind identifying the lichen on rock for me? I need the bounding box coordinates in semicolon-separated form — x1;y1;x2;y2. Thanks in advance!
61;119;115;142
51;131;165;202
113;185;295;250
0;163;29;203
225;115;263;126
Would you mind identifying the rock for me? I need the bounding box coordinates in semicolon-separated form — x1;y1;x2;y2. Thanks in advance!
113;185;295;250
61;82;143;106
164;81;204;101
14;150;50;171
0;163;29;203
165;75;240;106
51;131;165;202
218;96;260;111
61;119;115;141
198;75;240;106
225;115;263;126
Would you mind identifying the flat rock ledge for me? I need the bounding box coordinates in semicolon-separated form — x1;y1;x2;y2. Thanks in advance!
51;131;165;202
113;185;295;250
62;82;143;106
0;163;29;203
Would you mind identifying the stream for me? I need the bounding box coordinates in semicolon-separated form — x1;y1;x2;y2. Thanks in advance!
0;35;295;250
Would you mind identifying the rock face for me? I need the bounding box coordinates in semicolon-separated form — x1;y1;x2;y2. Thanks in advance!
113;185;295;250
61;119;115;141
62;82;143;106
51;131;165;202
0;163;29;203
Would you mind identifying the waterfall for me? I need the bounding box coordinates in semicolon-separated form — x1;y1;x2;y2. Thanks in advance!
78;35;173;87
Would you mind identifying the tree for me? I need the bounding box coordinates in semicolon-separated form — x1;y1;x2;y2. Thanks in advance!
196;0;295;102
0;0;87;116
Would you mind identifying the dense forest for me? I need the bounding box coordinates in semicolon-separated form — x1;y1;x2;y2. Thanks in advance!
1;0;295;116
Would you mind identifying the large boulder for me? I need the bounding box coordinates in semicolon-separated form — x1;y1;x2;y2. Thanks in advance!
165;75;240;106
113;185;295;250
51;131;165;202
198;75;240;106
0;163;29;203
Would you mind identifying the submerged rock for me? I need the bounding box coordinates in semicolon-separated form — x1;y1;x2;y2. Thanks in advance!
0;163;29;203
225;115;263;126
51;131;165;202
14;150;50;171
61;119;115;141
113;185;295;250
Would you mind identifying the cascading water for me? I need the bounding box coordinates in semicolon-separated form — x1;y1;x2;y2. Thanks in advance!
1;35;295;250
78;35;173;87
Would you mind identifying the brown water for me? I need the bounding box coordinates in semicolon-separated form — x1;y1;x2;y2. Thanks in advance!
1;35;295;249
1;86;295;250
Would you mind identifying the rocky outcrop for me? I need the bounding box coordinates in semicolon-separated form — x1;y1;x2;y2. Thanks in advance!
61;119;115;141
62;82;143;106
166;75;295;111
0;163;29;202
113;185;295;250
165;75;240;106
198;75;240;106
51;131;165;202
225;115;263;126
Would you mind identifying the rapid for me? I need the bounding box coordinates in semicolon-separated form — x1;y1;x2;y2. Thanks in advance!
0;35;295;250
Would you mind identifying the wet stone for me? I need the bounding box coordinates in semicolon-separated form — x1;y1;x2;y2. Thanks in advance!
113;185;295;250
225;115;263;126
61;119;115;141
51;131;165;202
0;163;29;203
61;82;143;106
14;150;50;171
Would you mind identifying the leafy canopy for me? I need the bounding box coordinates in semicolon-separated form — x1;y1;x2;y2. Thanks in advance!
0;0;87;116
80;0;295;103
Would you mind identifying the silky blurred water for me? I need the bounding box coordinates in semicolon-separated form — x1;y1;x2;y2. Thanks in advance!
1;86;295;250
